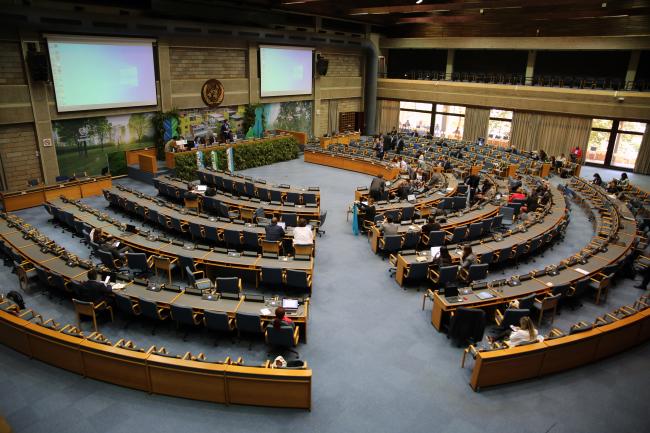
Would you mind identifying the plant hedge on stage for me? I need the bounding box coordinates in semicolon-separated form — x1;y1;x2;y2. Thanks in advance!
173;136;300;181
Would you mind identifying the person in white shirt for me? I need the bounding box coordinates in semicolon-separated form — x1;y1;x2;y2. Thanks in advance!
292;218;314;246
506;316;540;347
398;156;408;172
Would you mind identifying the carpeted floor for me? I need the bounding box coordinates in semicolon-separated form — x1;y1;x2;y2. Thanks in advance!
0;159;648;433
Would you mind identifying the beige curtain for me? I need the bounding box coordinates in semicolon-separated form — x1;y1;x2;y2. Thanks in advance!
376;99;400;134
463;107;490;142
634;129;650;174
511;112;591;158
328;100;339;135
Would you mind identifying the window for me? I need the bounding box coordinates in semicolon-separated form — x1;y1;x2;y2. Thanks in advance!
585;119;646;169
585;119;612;165
611;122;646;169
487;109;513;147
399;100;433;135
434;104;465;139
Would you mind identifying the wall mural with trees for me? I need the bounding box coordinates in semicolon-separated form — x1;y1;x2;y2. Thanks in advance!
52;112;155;177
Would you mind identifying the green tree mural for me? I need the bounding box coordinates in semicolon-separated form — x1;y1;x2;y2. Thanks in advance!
128;113;148;144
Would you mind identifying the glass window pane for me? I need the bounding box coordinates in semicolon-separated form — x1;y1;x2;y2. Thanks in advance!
400;101;433;111
489;109;513;120
619;121;646;134
399;110;431;135
585;130;610;165
487;120;512;147
592;118;613;129
434;114;464;139
611;133;643;169
436;104;466;115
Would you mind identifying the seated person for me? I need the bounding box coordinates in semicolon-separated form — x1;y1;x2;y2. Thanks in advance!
292;218;313;246
83;268;115;306
460;245;476;270
508;188;527;203
358;197;376;224
390;157;400;168
526;192;540;212
606;179;619;194
618;173;630;190
421;216;441;235
264;217;285;242
379;216;399;236
508;175;522;192
437;245;453;267
505;316;540;347
592;173;603;187
273;306;294;329
90;228;130;260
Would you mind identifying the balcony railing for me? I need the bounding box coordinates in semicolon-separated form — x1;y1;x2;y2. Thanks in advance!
381;70;648;92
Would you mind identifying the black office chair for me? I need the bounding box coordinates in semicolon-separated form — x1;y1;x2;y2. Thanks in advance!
235;312;265;350
429;265;459;290
185;265;213;290
223;229;243;250
242;230;260;252
462;263;489;283
216;277;242;295
402;231;420;250
447;226;467;244
379;235;402;256
422;230;445;248
139;299;169;335
402;261;429;286
265;324;300;358
447;307;486;347
516;293;537;310
204;310;236;345
114;293;141;329
125;252;153;278
286;270;311;293
261;267;283;288
97;249;125;270
467;222;483;240
494;308;530;331
170;304;202;341
315;211;327;237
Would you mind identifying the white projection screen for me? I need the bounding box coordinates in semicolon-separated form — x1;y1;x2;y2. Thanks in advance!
260;45;314;98
46;35;158;112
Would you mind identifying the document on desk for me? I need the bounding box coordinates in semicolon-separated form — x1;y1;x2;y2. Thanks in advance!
260;308;272;315
574;268;589;275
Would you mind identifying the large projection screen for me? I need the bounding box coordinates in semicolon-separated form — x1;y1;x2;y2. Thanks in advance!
46;35;158;112
260;45;313;98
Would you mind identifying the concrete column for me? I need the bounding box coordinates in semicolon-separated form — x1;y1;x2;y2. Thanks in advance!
445;49;455;79
248;42;260;105
625;50;641;89
21;41;58;184
157;41;173;112
525;50;536;85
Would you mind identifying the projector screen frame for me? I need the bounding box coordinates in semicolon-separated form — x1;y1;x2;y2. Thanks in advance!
258;44;315;99
44;34;159;113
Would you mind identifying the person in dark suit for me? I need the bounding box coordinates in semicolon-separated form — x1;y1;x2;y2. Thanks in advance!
369;174;386;201
421;216;441;236
265;217;285;242
221;119;233;142
395;137;405;154
380;216;399;235
83;268;114;305
358;197;376;224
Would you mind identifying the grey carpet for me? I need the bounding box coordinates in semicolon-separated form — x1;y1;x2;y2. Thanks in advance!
0;159;648;433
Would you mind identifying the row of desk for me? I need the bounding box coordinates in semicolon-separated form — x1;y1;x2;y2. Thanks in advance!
0;175;112;212
155;176;321;221
104;186;315;254
47;199;315;293
0;213;311;342
429;177;637;331
196;167;320;204
0;306;312;409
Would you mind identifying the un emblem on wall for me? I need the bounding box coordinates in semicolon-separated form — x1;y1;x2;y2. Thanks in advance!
201;79;225;108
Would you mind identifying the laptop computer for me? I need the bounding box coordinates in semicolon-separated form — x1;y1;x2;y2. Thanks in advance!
282;298;299;311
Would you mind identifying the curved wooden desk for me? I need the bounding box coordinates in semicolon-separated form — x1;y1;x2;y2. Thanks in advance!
464;299;650;391
0;175;112;212
429;177;637;330
0;213;311;342
47;199;314;292
155;176;321;221
0;306;311;409
103;186;316;255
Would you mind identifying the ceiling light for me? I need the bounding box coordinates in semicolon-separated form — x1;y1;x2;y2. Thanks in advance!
416;0;423;4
